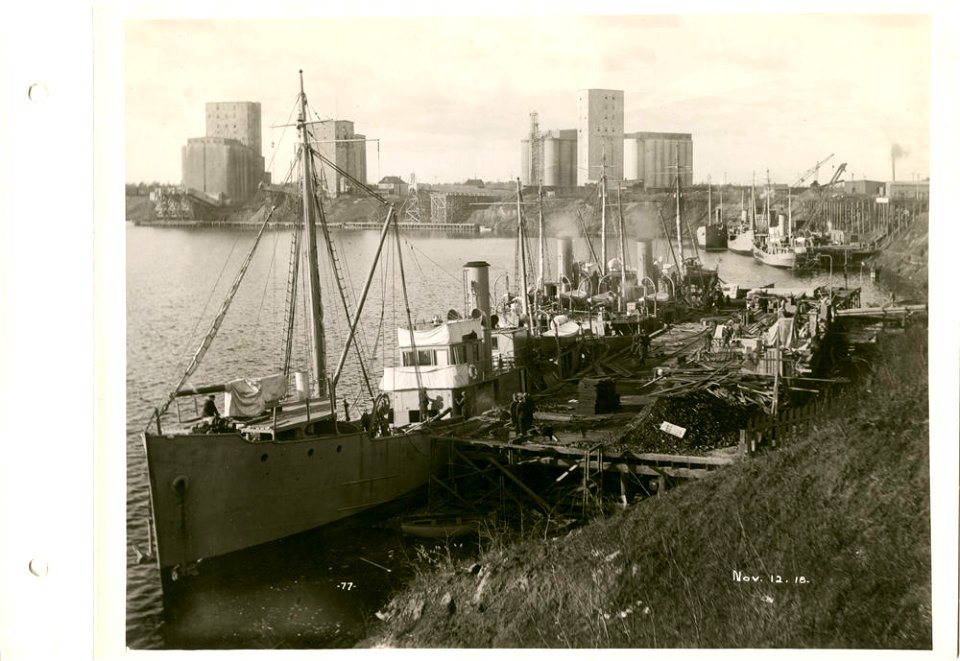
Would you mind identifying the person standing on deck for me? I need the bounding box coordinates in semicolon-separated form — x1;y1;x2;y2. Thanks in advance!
202;394;219;419
419;389;430;420
456;391;469;419
430;395;444;419
510;393;521;436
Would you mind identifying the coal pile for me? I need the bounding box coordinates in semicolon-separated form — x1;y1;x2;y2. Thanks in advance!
616;390;752;455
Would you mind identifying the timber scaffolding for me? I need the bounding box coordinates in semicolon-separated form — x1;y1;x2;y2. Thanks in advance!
415;287;921;517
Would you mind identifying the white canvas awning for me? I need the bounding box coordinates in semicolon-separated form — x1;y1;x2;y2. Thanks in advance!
380;365;472;391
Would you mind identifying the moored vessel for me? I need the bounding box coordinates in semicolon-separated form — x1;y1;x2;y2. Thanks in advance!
141;72;497;598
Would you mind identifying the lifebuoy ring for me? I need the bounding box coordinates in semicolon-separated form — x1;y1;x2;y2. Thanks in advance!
468;364;479;379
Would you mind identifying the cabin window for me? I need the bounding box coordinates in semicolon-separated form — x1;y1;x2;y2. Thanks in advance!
491;336;499;350
402;349;436;366
449;345;467;365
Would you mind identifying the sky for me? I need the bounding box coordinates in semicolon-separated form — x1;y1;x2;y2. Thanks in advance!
123;10;934;187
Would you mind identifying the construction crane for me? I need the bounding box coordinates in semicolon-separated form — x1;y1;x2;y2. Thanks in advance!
823;162;847;187
792;153;835;188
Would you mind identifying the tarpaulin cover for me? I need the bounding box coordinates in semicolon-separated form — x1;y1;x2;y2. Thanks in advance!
541;320;585;338
380;365;471;391
397;319;482;348
765;317;796;348
224;373;287;417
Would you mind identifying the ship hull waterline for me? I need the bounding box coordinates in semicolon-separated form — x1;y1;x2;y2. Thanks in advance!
727;229;754;256
752;245;797;269
696;225;728;252
143;427;448;581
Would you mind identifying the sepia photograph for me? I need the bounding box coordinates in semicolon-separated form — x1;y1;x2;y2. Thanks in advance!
4;2;954;657
117;7;943;651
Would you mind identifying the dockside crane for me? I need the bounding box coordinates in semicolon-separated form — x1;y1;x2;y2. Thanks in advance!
792;153;835;188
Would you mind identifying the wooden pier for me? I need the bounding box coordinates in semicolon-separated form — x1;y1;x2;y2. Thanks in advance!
132;219;481;234
341;221;480;234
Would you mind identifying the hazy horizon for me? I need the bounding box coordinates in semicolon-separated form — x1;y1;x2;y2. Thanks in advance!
124;13;932;188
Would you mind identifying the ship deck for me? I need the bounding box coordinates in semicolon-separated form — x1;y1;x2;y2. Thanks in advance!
158;397;337;438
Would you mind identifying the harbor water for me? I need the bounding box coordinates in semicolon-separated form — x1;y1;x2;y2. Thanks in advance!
125;225;891;648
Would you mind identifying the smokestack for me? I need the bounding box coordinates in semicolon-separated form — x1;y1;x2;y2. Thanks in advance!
890;143;907;182
463;260;492;369
556;237;574;290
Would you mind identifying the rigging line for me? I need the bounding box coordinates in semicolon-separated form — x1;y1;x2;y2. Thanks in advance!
330;216;378;365
309;146;390;206
655;204;684;300
266;94;302;175
309;175;375;399
400;237;461;284
575;206;600;266
256;228;282;326
393;217;427;416
157;204;279;419
282;223;303;378
405;245;448;314
177;233;242;366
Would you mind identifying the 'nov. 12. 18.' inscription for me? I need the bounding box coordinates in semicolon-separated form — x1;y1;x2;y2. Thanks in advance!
733;570;810;584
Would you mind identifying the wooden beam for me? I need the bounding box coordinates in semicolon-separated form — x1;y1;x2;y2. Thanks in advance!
487;456;553;514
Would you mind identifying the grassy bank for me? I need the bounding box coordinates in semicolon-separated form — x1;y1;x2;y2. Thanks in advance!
362;325;930;648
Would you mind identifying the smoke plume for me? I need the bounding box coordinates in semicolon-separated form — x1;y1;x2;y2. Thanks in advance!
890;143;908;158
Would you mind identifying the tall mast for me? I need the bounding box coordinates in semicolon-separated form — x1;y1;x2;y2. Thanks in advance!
616;180;627;312
719;173;724;225
708;179;712;226
297;70;327;399
515;179;530;323
599;156;607;275
764;168;771;230
787;187;793;238
675;144;684;267
750;172;756;232
537;182;545;289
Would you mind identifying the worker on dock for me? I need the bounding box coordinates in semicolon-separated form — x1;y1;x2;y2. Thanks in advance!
636;328;651;366
430;395;444;419
518;393;535;437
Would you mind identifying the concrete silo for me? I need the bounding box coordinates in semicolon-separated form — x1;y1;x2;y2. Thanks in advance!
623;137;640;181
520;139;531;186
543;135;559;187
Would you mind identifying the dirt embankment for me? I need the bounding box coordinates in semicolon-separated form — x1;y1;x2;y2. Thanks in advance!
867;212;928;301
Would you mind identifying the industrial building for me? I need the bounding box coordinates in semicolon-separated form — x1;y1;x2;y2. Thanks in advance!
429;192;497;224
520;89;693;190
623;132;693;189
521;127;578;188
842;179;885;196
181;137;265;203
307;120;367;197
181;101;265;205
884;180;929;200
377;175;408;197
206;102;262;155
577;89;624;185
